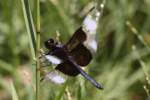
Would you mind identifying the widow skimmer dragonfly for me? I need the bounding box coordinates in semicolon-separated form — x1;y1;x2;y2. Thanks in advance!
41;5;104;89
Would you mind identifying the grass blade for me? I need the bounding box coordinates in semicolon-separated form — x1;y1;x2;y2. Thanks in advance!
11;81;19;100
21;0;36;58
35;0;41;99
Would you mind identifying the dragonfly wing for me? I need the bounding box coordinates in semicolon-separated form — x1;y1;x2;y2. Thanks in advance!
44;70;67;84
44;55;62;65
55;60;80;76
70;43;92;66
66;27;87;51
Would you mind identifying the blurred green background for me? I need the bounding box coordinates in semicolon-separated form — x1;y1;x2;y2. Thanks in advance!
0;0;150;100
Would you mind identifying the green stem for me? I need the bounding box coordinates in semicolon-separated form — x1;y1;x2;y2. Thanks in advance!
35;0;40;100
21;0;36;58
21;0;37;99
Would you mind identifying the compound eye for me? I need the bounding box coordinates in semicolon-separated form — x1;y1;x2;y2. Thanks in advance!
48;38;54;44
45;38;54;49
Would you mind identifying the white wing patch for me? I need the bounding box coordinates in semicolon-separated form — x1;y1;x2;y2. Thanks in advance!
88;40;98;51
44;70;66;84
45;55;62;65
83;15;97;34
82;9;101;53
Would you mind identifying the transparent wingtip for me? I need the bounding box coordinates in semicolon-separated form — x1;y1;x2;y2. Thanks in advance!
82;0;106;53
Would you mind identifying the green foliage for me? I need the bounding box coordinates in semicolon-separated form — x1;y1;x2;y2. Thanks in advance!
0;0;150;100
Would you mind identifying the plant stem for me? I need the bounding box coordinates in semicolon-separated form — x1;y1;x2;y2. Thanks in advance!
21;0;36;58
21;0;37;98
35;0;40;100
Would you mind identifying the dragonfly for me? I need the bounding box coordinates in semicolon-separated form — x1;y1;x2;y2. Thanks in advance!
40;4;104;89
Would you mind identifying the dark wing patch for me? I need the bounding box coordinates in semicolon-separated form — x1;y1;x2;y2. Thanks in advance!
66;27;87;51
50;47;69;60
55;60;80;76
70;43;92;66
